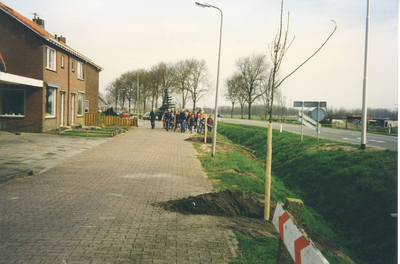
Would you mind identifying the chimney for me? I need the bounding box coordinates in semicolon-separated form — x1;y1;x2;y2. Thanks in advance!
58;36;66;44
32;15;45;29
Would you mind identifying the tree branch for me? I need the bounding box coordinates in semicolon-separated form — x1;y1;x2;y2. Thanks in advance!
275;19;337;89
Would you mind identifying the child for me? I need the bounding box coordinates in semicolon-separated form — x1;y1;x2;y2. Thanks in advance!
207;115;213;133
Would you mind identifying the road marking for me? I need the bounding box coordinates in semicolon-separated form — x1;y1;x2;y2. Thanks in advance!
356;137;385;144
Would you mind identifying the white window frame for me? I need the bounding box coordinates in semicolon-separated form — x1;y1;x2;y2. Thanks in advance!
0;88;26;117
85;100;89;113
71;60;75;72
77;61;84;80
77;92;84;116
45;86;57;118
61;55;64;68
45;46;56;71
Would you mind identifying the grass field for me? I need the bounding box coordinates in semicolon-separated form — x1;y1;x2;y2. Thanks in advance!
194;123;397;264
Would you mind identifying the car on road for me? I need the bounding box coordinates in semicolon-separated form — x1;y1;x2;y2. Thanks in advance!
143;112;150;120
121;111;130;118
143;112;158;120
113;110;120;116
217;114;224;117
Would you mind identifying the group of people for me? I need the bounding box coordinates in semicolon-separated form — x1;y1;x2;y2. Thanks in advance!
149;108;213;134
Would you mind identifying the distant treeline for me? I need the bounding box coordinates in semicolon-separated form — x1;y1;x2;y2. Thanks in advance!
216;105;398;120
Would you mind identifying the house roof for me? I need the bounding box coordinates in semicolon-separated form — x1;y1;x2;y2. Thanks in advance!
0;52;6;72
0;2;102;71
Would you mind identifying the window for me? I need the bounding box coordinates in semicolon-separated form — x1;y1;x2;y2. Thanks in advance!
77;62;84;80
71;61;75;72
77;92;84;116
0;89;25;116
45;46;56;71
85;100;89;113
45;86;56;117
61;55;64;68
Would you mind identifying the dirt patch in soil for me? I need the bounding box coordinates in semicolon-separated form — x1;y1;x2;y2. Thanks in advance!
186;135;231;153
156;190;354;263
310;143;373;153
185;134;214;144
226;169;258;179
186;135;259;162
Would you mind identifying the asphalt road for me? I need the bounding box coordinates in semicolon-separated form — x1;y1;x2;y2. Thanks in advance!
219;118;398;150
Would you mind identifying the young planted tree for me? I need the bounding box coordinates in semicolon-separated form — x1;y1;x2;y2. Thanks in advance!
264;0;337;220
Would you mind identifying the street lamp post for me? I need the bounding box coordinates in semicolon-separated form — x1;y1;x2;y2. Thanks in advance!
361;0;370;149
195;2;223;157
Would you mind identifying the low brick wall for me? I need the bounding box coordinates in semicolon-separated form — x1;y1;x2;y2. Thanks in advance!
0;120;43;133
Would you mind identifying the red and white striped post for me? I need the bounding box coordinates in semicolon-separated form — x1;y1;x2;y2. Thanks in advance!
272;200;329;264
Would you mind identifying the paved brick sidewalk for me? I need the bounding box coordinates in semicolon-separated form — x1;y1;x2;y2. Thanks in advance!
0;130;109;182
0;122;235;263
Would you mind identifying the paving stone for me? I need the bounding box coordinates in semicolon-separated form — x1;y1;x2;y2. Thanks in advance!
0;122;234;263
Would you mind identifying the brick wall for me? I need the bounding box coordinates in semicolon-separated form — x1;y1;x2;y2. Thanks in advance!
0;9;43;79
85;65;100;113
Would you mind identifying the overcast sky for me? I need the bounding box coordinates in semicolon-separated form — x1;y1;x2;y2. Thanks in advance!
3;0;398;110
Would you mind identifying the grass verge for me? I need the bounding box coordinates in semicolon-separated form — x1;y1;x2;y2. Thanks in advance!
194;138;349;263
222;122;397;263
60;131;112;137
193;122;397;264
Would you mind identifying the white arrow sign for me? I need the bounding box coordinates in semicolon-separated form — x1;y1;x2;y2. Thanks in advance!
299;114;321;133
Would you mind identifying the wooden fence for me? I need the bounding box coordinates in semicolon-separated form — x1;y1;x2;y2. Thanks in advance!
85;113;137;127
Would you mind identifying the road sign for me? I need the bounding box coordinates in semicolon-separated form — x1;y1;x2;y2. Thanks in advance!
294;101;326;140
294;101;304;107
299;114;321;133
293;101;327;108
311;108;326;122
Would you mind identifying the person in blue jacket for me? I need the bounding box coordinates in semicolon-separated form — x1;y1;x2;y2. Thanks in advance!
165;109;172;131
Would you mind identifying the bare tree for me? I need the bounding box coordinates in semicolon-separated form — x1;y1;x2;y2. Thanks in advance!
225;73;246;118
150;62;175;110
235;54;270;119
117;71;137;112
274;89;283;121
264;0;337;220
138;69;151;113
186;59;211;113
260;89;271;121
260;73;276;121
172;59;191;109
105;78;122;109
224;76;238;118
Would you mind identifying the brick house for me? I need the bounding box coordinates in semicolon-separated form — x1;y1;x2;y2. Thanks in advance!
0;2;102;132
